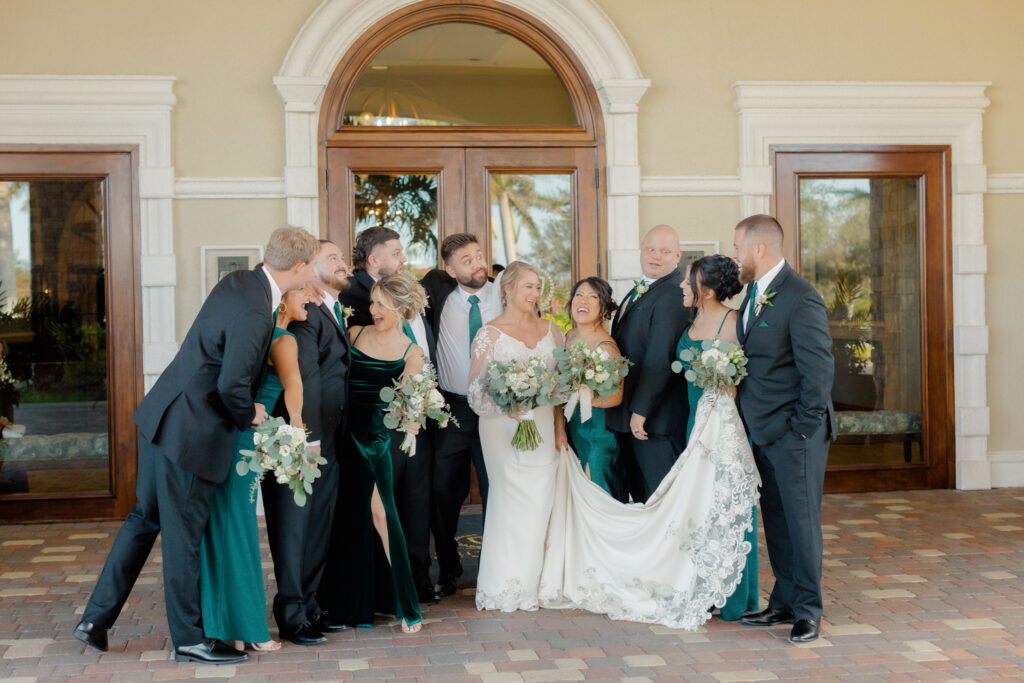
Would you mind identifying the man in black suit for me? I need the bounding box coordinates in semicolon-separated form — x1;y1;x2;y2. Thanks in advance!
421;233;500;598
72;227;318;663
263;239;352;644
607;224;693;504
732;214;835;643
337;226;440;604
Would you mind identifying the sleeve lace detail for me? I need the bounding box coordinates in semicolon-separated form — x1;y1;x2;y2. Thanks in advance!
468;325;503;417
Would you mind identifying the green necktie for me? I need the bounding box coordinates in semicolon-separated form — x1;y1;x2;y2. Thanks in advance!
401;320;416;343
333;301;344;327
746;282;758;330
468;294;482;348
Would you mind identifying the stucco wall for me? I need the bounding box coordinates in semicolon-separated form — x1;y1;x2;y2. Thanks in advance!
2;0;1022;471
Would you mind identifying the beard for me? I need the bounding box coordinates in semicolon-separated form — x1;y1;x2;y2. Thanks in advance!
456;269;487;290
737;259;756;285
319;268;350;292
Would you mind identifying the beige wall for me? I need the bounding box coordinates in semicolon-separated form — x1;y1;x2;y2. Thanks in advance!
3;0;1023;458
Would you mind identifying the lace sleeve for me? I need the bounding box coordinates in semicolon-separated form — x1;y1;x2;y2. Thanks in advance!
467;325;503;417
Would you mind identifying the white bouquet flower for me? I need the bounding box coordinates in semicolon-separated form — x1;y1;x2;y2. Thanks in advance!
477;356;559;451
237;416;326;506
672;338;748;398
379;362;458;455
552;341;631;423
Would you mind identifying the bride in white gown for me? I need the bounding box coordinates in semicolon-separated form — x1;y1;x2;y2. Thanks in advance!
469;262;759;630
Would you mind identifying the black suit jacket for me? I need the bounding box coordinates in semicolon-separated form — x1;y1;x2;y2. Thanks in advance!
274;302;350;444
420;268;457;336
736;262;837;446
606;271;692;436
133;269;274;483
339;269;375;328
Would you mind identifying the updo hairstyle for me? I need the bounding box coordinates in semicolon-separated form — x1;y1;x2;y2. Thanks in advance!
499;260;542;309
565;277;618;321
688;254;742;304
372;271;428;321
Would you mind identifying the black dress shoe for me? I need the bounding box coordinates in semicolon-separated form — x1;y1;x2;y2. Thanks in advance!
789;619;820;642
311;612;348;633
436;576;458;597
280;622;327;645
418;586;441;604
72;620;108;652
174;640;249;664
740;607;796;626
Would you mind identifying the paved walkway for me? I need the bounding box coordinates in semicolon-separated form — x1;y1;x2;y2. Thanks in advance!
1;488;1023;681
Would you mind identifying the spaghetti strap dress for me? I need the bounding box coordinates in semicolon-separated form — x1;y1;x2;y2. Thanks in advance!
564;340;621;496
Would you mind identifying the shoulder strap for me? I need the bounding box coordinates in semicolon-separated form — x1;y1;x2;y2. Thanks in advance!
352;325;367;344
401;340;415;360
716;310;731;335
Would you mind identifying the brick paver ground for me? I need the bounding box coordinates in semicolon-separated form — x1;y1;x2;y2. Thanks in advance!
1;488;1023;681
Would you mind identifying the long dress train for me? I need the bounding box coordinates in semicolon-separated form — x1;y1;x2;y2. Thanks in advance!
199;327;291;642
332;330;421;628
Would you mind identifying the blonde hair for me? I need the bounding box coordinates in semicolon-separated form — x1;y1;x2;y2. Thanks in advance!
372;271;428;321
499;260;542;308
264;227;319;270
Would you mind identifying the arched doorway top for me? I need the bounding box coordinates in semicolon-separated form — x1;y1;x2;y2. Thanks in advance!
277;0;646;97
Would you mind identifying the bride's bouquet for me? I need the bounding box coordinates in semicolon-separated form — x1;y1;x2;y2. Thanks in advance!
672;338;748;397
379;362;458;455
478;356;560;451
552;341;631;423
237;417;327;506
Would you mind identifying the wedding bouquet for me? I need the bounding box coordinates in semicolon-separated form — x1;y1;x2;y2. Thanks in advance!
237;417;326;507
379;362;458;455
477;356;560;451
552;341;631;423
672;338;748;397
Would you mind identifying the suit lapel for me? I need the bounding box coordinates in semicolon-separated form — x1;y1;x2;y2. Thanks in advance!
617;273;676;327
612;289;634;331
740;264;793;343
320;301;350;353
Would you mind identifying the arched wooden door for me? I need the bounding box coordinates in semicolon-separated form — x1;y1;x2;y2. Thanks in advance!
319;0;606;312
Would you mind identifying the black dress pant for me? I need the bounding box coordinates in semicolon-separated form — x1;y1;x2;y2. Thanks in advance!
753;423;829;621
300;430;341;621
430;392;488;581
262;469;312;630
390;427;434;593
613;430;684;503
83;436;216;647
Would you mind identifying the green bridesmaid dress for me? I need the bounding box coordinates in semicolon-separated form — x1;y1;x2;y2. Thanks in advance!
199;326;291;643
676;314;759;621
565;341;621;496
333;328;422;628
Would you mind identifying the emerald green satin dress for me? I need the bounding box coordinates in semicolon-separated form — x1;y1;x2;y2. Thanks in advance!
334;330;421;628
564;342;621;496
199;326;291;642
677;318;759;621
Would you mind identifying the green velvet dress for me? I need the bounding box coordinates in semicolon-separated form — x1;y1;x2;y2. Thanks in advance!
677;320;759;621
333;330;421;628
199;326;291;642
564;342;621;496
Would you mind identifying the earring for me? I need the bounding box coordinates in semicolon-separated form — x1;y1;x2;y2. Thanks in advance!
278;303;287;313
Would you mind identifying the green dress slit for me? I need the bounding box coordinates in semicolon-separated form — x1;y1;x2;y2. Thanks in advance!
334;328;422;628
199;326;292;643
677;313;760;621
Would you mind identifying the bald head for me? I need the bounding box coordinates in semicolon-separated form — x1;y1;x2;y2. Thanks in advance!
640;224;682;279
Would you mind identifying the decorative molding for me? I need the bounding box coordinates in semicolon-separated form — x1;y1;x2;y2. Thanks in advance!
0;74;177;391
732;80;996;490
175;177;286;199
277;0;648;284
987;173;1024;194
989;451;1024;488
641;175;741;197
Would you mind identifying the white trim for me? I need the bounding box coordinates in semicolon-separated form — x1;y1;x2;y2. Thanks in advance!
641;176;741;197
989;451;1024;488
175;177;286;199
276;0;649;284
0;74;177;391
733;80;996;490
987;173;1024;194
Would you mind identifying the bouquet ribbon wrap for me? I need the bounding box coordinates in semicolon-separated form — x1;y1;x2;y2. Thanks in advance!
400;431;417;456
562;385;594;424
512;409;542;452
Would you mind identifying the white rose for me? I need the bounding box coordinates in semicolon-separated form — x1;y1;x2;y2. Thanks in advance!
595;371;609;383
411;373;423;384
585;369;595;380
276;474;289;484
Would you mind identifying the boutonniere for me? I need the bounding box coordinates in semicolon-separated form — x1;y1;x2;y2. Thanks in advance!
754;288;778;316
633;279;650;299
341;305;354;324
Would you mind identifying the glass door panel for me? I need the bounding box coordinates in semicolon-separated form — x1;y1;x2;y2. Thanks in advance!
799;177;923;467
489;172;573;323
1;179;110;495
354;173;439;276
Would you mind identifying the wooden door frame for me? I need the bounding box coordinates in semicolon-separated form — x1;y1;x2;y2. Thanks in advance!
772;145;954;492
0;145;143;522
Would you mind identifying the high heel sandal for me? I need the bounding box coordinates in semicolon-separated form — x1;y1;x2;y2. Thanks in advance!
247;640;281;652
401;620;422;634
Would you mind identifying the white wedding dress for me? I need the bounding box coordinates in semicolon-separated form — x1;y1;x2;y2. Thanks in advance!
468;322;759;630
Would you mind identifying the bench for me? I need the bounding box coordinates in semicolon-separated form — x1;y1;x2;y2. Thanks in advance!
835;410;922;463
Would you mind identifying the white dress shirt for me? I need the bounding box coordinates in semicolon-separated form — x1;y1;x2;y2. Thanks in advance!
437;280;501;395
319;288;342;329
743;258;785;329
261;266;283;315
